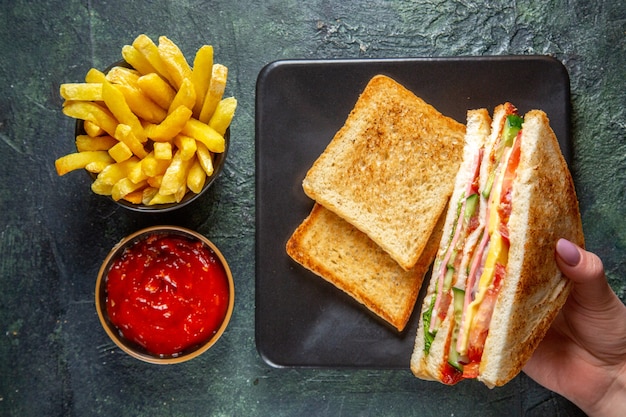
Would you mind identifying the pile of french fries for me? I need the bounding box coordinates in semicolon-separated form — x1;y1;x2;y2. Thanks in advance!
55;34;236;206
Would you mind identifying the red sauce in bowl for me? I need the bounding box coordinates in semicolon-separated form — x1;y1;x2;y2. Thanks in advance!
105;233;230;356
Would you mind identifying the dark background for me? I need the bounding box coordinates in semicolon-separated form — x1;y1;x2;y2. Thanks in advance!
1;1;624;416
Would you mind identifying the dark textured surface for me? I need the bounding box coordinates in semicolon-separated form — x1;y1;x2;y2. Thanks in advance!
0;1;623;416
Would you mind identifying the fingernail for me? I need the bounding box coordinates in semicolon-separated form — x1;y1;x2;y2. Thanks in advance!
556;239;581;266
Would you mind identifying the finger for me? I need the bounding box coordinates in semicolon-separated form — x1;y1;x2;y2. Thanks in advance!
555;239;615;310
556;239;604;282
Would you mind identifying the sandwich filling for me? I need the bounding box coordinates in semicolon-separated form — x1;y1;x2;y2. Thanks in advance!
422;104;523;383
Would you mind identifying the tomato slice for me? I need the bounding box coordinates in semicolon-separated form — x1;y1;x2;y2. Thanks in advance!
442;363;465;385
498;131;522;226
466;263;506;364
462;362;480;379
467;287;494;361
436;292;452;323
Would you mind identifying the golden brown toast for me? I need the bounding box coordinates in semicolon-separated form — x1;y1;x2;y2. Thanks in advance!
286;203;444;332
302;75;466;270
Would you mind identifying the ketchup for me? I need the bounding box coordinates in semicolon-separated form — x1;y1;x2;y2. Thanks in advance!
106;233;230;356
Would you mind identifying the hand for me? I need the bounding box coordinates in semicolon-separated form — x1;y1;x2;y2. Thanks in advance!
524;239;626;417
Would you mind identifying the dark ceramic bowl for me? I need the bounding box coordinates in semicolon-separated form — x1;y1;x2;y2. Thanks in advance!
95;225;235;364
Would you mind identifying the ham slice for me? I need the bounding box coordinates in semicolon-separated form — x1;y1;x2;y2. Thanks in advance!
429;150;483;333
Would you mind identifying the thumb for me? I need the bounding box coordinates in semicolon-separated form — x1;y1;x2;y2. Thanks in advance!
555;239;614;310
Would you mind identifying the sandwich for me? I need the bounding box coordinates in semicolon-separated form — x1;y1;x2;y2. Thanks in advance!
301;74;466;271
286;202;445;332
286;74;466;330
410;103;584;387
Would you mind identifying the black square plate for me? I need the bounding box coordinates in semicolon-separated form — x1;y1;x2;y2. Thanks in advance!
255;56;571;368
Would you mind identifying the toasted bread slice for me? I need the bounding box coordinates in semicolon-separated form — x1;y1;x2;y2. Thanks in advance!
411;108;492;381
286;203;445;332
478;109;584;387
302;75;465;270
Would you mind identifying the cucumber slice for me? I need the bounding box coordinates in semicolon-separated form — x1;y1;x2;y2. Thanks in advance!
443;266;454;291
464;193;479;220
494;114;523;161
482;170;495;198
447;287;466;371
485;114;524;199
452;287;465;312
502;114;523;146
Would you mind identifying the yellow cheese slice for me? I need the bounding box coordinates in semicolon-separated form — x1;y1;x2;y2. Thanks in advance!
457;232;508;354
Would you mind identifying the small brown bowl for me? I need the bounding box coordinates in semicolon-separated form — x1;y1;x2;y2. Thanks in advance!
75;60;229;213
95;225;234;364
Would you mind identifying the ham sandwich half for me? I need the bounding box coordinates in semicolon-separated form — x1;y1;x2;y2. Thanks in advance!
410;104;584;387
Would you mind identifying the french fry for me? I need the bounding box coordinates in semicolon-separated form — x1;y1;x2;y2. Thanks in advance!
105;66;140;87
132;34;175;86
198;64;228;123
122;189;144;204
55;151;114;176
60;83;102;101
75;134;118;152
94;157;139;187
147;175;163;188
181;118;225;153
114;124;148;158
195;141;214;176
137;72;176;109
187;157;206;193
85;68;106;83
112;178;148;201
173;134;197;160
157;36;192;90
101;79;147;143
147;192;177;205
142;187;159;204
62;101;118;137
153;141;172;160
83;120;105;137
121;44;157;76
84;160;111;173
167;78;196;115
159;150;193;195
141;152;170;177
174;184;187;203
208;97;237;136
115;83;166;124
144;105;192;141
91;180;113;196
142;187;177;205
191;45;213;118
127;159;149;184
108;141;133;163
